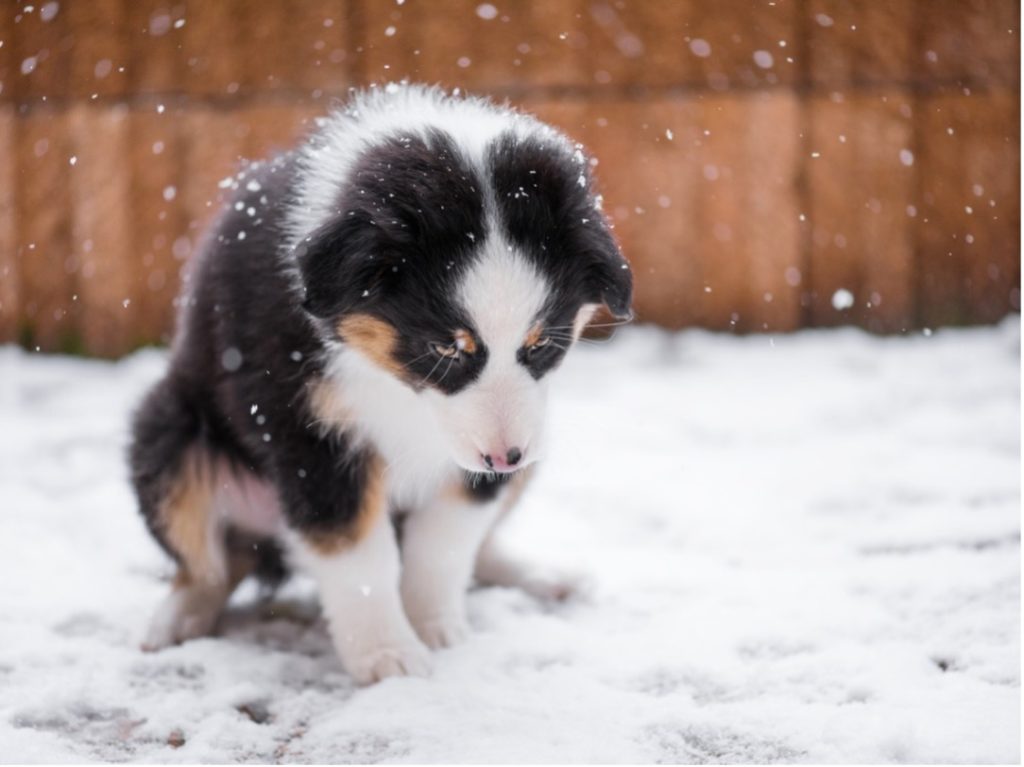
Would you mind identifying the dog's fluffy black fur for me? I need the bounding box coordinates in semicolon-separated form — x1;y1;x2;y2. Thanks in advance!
129;85;631;683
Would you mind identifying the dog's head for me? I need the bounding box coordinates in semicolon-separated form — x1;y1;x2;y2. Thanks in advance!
298;127;631;474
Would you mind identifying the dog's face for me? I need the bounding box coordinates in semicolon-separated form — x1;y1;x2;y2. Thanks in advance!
298;129;632;474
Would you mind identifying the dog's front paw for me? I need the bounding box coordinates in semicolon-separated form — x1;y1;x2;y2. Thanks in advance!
411;613;470;649
344;639;433;685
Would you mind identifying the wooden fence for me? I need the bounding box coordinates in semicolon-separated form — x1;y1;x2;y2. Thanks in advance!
0;0;1019;356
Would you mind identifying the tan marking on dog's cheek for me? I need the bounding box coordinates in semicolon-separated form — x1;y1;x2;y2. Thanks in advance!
524;321;544;349
573;304;600;341
160;450;223;586
306;376;355;432
302;454;387;555
337;314;407;380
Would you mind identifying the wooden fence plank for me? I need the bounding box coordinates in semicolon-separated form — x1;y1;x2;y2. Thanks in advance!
920;0;1020;86
917;87;1021;326
0;107;16;340
182;0;243;97
68;105;135;357
127;1;187;95
532;94;802;331
239;103;321;160
240;0;350;96
693;92;803;331
129;107;187;347
537;99;704;329
590;0;799;90
806;0;915;87
66;0;129;99
360;0;591;91
0;5;13;103
807;91;916;331
9;1;73;103
182;107;246;251
17;109;76;351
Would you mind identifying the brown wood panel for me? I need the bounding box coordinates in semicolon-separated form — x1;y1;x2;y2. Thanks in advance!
532;94;802;331
0;107;16;340
806;0;915;87
0;5;13;103
534;99;703;329
129;108;187;346
66;0;129;98
1;0;1021;354
16;109;76;351
67;105;135;357
182;0;243;96
678;0;796;90
692;92;802;331
181;107;246;249
8;1;73;102
808;92;916;332
238;103;321;160
359;0;591;90
920;0;1020;86
127;1;187;94
241;0;350;95
583;0;691;88
588;0;798;89
917;87;1020;326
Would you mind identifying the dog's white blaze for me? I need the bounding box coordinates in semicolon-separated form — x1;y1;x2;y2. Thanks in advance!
422;239;551;469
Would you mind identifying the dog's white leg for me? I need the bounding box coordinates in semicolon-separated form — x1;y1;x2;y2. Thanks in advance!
400;488;502;649
290;509;431;684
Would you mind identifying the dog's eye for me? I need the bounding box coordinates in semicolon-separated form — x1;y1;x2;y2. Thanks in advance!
431;342;461;360
432;329;477;360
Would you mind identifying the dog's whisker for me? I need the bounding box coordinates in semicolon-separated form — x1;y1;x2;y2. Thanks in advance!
418;351;447;386
399;349;436;371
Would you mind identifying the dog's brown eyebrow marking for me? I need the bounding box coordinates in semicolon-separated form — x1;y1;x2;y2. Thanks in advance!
337;314;405;378
524;321;545;348
454;328;477;354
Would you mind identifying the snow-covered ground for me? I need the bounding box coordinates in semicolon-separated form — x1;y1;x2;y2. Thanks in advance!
0;321;1019;763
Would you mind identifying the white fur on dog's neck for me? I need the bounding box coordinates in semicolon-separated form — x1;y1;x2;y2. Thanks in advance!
321;345;459;509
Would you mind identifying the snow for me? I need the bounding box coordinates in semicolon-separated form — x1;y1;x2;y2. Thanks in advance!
0;321;1019;763
832;289;855;311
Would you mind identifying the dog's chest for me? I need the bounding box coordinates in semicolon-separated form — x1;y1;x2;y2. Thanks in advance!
321;349;456;505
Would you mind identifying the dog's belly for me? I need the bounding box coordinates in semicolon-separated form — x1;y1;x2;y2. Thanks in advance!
214;463;284;539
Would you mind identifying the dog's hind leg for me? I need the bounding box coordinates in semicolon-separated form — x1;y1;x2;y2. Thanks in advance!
130;378;250;650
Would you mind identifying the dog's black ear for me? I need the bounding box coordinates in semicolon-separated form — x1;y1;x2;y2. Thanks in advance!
295;212;383;318
581;221;634;321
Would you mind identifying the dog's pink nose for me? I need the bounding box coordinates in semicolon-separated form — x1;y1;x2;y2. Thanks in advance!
482;447;523;472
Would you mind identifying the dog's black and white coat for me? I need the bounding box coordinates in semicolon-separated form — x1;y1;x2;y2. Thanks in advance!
130;84;632;684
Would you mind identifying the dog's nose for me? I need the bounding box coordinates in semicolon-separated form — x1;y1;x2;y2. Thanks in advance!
481;447;524;472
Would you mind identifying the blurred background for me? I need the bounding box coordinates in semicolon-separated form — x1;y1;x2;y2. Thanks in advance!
0;0;1018;357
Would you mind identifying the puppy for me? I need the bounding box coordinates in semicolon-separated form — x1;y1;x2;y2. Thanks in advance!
130;84;632;684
